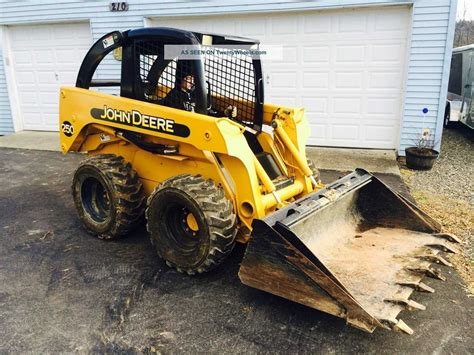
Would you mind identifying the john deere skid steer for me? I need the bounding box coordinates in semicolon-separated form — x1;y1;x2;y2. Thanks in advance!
59;28;461;334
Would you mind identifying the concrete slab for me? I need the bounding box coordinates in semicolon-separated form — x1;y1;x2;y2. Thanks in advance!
306;146;400;175
0;131;60;151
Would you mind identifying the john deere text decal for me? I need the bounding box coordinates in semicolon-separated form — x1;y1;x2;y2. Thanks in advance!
90;106;190;137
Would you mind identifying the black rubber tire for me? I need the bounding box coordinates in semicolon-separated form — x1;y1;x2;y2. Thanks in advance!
146;174;237;275
307;159;321;183
72;154;146;239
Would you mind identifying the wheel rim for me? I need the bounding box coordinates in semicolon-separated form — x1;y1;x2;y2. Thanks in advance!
163;202;201;255
81;176;111;223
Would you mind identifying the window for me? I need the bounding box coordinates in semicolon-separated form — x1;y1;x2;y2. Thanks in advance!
449;53;463;96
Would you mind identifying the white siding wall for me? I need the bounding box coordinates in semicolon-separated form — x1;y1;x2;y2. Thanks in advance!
0;0;457;154
402;0;457;153
0;28;14;134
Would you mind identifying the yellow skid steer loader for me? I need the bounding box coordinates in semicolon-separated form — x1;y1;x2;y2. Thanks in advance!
59;28;460;334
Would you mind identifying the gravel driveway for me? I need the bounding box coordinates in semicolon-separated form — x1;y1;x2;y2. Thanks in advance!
400;124;474;294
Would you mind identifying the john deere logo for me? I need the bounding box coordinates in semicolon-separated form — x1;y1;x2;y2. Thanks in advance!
90;106;190;138
61;121;74;137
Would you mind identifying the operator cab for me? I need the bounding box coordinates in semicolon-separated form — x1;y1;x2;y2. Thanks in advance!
75;27;264;131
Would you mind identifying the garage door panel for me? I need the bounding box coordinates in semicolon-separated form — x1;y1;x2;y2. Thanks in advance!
302;72;329;89
241;18;266;36
335;45;365;63
303;15;332;34
155;19;206;33
368;71;403;90
365;125;398;143
52;26;74;39
367;98;399;114
364;115;399;124
30;26;52;41
269;95;297;107
21;112;42;126
9;27;33;41
43;112;59;124
19;93;39;106
39;91;59;105
308;123;327;139
303;46;330;63
208;19;238;34
371;43;405;63
56;49;79;64
271;71;298;88
9;22;91;131
302;97;328;113
59;71;80;84
332;98;361;114
270;17;298;35
11;50;33;65
34;50;56;64
15;71;36;85
271;45;298;64
338;11;368;33
375;8;410;32
35;71;57;84
334;72;364;89
331;124;360;141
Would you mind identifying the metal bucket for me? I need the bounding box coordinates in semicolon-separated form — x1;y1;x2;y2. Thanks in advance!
239;169;461;334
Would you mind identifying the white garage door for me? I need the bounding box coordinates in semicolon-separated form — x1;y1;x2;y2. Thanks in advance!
8;22;92;131
149;6;410;148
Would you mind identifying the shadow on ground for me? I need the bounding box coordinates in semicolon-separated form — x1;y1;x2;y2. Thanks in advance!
0;148;472;353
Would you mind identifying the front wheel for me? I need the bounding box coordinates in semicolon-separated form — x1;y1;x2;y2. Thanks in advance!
146;174;237;275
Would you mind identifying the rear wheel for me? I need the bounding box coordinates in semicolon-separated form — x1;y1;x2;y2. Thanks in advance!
72;154;146;239
146;174;236;274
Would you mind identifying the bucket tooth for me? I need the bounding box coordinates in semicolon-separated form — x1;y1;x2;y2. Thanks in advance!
407;266;446;281
417;254;453;267
385;298;426;311
379;318;397;330
397;281;435;293
433;232;463;244
426;241;459;254
393;319;414;335
380;318;414;335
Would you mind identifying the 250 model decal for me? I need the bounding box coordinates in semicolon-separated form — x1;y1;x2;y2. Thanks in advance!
61;121;74;137
90;106;190;138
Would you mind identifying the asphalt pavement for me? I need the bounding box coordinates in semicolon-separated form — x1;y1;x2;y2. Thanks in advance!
0;148;472;353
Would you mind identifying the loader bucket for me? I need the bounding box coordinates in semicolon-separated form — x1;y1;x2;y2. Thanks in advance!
239;169;461;334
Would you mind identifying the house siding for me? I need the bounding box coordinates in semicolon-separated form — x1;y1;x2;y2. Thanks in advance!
400;0;457;153
0;0;458;154
0;27;14;135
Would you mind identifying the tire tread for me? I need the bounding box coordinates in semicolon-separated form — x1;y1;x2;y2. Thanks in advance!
146;174;236;274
